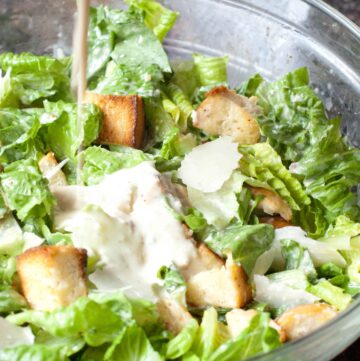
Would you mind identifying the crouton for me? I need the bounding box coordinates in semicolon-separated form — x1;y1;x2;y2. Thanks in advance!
16;245;87;311
197;243;224;270
157;298;194;335
250;187;292;221
259;216;291;229
84;92;144;148
226;308;286;342
276;303;337;341
186;256;252;309
193;86;261;144
181;243;224;279
38;152;67;188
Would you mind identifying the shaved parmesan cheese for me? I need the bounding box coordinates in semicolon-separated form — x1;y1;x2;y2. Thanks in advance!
273;227;346;269
0;317;34;349
178;136;242;192
187;172;245;229
254;275;319;309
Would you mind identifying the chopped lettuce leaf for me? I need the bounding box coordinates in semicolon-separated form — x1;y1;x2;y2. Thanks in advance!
125;0;178;41
203;224;274;276
94;61;164;97
165;320;198;359
0;287;28;314
88;5;171;83
82;146;150;185
0;316;34;349
0;256;16;285
308;279;352;311
0;52;71;106
238;143;310;211
104;324;163;361
255;67;329;163
193;54;228;87
294;122;360;222
0;159;54;221
341;250;360;286
207;313;281;361
0;344;69;361
190;308;230;359
235;73;264;97
7;297;125;347
162;83;193;131
40;100;101;177
0;108;44;164
280;239;317;280
0;69;18;108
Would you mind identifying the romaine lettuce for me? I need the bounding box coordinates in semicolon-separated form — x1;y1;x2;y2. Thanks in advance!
207;313;281;361
0;52;71;106
203;224;274;276
0;159;54;221
125;0;178;42
238;143;310;211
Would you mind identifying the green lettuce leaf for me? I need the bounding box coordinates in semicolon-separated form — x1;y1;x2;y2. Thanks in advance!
294;118;360;223
40;100;101;177
0;287;28;314
0;257;16;285
308;279;352;311
88;5;171;83
105;324;163;361
189;308;230;360
280;239;317;280
193;54;228;88
0;108;44;164
0;345;70;361
0;69;18;108
125;0;178;41
235;73;264;97
203;224;274;276
82;146;150;185
238;143;310;211
7;297;125;347
165;320;198;360
0;52;71;106
94;61;164;97
207;313;281;361
255;67;329;163
162;83;193;132
0;159;54;221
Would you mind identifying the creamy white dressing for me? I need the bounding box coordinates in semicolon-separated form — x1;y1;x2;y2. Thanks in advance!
53;162;198;299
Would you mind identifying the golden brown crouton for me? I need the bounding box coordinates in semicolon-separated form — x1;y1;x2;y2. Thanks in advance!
259;216;291;229
250;187;292;221
226;309;286;342
17;245;87;311
186;256;252;309
84;92;144;148
193;86;261;144
197;243;224;270
156;298;194;335
276;303;337;341
38;152;67;188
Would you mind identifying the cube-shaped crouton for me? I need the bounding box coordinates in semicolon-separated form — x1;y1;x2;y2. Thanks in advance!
157;298;194;335
193;86;261;144
17;245;87;311
38;152;67;188
84;92;144;148
276;303;337;341
186;257;252;309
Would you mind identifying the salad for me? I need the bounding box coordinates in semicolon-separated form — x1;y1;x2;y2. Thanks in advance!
0;0;360;360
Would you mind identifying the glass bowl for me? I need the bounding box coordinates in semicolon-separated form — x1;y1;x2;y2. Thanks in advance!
1;0;359;360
